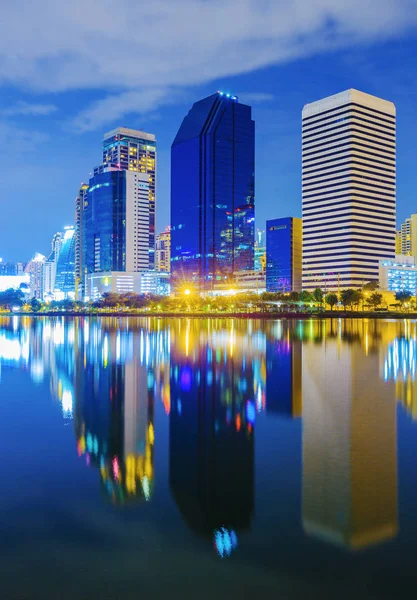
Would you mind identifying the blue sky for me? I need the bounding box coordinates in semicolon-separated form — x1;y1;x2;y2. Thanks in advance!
1;0;417;261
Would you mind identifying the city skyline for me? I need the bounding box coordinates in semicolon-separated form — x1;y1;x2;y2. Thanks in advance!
1;2;417;262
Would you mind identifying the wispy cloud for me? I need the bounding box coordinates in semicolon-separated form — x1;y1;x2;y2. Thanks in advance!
1;101;58;117
1;0;416;130
237;93;275;104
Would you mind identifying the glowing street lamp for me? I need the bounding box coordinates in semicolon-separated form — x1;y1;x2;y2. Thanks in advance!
184;289;191;296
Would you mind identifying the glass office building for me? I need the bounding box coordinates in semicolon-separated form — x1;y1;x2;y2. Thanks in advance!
54;226;76;299
171;92;255;292
379;256;417;294
266;217;302;292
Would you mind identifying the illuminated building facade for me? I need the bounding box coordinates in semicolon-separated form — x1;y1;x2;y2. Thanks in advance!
83;168;151;298
99;127;156;269
155;226;171;273
42;231;64;300
396;213;417;260
24;252;46;299
379;255;417;294
86;270;170;299
302;89;396;291
266;217;302;292
302;337;398;549
75;183;89;300
171;92;255;292
54;226;76;300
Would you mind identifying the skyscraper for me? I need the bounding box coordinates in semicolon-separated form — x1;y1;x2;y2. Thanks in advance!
266;217;302;292
24;253;46;299
75;183;89;300
83;167;152;298
100;127;156;269
302;89;396;291
54;226;76;299
171;92;255;292
155;226;171;273
396;214;417;259
42;231;64;300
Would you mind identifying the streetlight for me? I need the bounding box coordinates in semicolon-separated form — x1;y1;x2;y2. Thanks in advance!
184;289;191;296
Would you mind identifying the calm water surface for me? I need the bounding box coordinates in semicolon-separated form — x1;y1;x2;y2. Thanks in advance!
1;316;417;599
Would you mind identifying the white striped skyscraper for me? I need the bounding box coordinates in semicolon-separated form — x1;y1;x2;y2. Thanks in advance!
302;89;396;291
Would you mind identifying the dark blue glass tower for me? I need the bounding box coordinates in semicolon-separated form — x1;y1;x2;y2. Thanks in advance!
54;226;75;298
83;169;127;277
171;92;255;291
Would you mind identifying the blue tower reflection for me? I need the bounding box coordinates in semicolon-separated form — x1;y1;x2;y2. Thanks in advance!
169;321;255;557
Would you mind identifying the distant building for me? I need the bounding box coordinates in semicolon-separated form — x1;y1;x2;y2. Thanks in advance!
155;227;171;273
24;253;46;299
379;255;417;295
54;226;76;300
396;214;417;260
0;260;18;276
43;231;64;301
302;89;396;291
254;229;266;272
99;127;156;269
266;217;302;292
86;271;170;300
75;183;89;300
171;92;255;292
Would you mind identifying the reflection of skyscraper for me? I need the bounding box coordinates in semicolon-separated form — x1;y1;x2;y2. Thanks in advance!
302;340;398;550
266;333;302;418
169;322;255;555
74;323;155;503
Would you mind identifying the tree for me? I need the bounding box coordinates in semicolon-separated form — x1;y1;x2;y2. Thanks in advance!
299;290;312;304
30;297;42;312
288;291;300;303
351;290;363;311
340;289;356;310
363;280;379;291
312;288;324;306
0;288;25;310
325;293;338;310
368;292;383;310
395;291;413;310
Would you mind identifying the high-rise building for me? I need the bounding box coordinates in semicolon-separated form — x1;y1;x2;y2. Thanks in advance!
379;255;417;294
302;89;396;291
0;260;18;276
266;217;302;292
99;127;156;269
24;253;46;299
171;92;255;292
75;183;89;300
254;228;266;272
155;226;171;273
43;231;64;300
83;168;151;298
54;226;76;300
396;214;417;259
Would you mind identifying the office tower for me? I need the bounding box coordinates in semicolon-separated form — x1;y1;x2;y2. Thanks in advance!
396;214;417;259
302;89;396;291
0;260;18;276
100;127;156;269
83;168;152;298
24;253;46;299
266;217;302;292
75;183;89;300
54;226;76;300
155;226;171;273
171;92;255;292
42;231;64;301
302;334;398;550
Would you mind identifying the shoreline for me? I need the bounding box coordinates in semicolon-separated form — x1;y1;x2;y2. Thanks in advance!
2;310;417;320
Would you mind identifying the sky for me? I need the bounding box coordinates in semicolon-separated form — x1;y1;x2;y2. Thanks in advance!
1;0;417;262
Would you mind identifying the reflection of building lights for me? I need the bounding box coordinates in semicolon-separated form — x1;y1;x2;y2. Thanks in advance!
141;476;151;501
213;528;238;558
61;389;73;417
246;400;256;424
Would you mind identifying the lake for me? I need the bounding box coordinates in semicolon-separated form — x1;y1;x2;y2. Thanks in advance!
0;316;416;599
